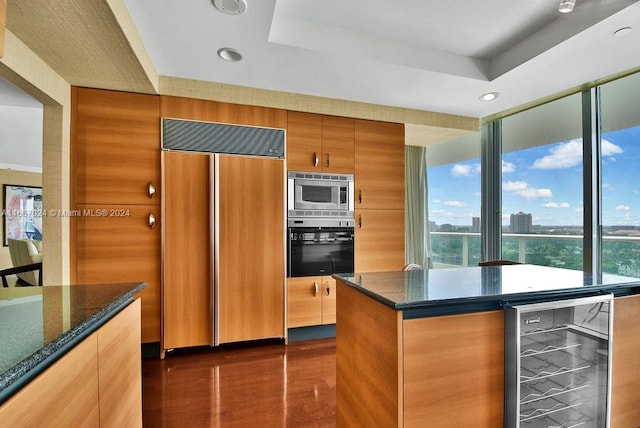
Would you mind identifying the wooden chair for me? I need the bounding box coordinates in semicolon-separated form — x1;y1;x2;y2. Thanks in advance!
0;262;43;287
478;260;521;267
402;263;423;271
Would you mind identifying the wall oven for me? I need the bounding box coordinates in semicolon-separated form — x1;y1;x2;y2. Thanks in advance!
287;218;354;278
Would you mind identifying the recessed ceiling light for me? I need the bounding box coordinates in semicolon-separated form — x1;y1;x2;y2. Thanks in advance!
479;92;499;102
614;27;632;37
217;47;242;62
212;0;247;16
558;0;576;13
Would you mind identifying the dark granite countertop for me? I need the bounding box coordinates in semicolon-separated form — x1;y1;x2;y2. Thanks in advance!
0;282;146;405
334;265;640;318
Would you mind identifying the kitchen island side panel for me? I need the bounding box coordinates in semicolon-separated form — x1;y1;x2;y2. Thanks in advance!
611;294;640;427
403;310;504;427
336;280;403;428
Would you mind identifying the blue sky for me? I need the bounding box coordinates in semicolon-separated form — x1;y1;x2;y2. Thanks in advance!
428;126;640;227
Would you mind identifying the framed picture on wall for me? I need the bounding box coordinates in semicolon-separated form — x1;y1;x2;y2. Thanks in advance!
3;184;43;246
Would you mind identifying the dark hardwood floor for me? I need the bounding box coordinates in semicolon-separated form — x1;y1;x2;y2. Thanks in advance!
142;338;336;427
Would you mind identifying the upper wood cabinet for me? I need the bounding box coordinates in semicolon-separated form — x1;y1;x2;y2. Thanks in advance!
161;95;287;129
287;111;355;174
354;120;405;210
73;87;161;206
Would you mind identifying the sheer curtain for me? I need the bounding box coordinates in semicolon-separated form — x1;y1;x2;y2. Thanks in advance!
405;145;432;269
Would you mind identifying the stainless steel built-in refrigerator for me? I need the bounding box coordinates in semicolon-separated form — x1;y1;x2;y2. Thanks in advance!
505;294;613;428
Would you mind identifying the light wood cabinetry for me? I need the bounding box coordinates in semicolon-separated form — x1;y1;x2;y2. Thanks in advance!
287;276;336;328
72;87;161;344
354;120;404;210
73;87;160;206
287;111;355;174
162;151;212;350
0;300;142;427
336;280;503;428
217;155;285;343
75;204;160;343
355;209;405;272
611;294;640;427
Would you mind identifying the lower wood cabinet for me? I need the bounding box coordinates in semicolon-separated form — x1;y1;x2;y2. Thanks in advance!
287;276;336;328
0;299;142;427
75;205;161;343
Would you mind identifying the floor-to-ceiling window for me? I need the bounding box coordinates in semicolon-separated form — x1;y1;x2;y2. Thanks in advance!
600;72;640;278
426;132;481;267
501;94;584;269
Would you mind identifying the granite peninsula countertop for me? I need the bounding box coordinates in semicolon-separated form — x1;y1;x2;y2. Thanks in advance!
0;282;146;405
334;264;640;318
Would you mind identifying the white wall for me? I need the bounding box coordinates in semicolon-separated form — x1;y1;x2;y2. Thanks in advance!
0;104;43;172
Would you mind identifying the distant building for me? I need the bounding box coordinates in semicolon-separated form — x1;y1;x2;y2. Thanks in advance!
472;217;480;233
428;221;437;233
510;212;532;233
439;223;453;232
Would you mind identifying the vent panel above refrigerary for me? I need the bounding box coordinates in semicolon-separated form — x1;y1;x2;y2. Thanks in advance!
162;118;285;158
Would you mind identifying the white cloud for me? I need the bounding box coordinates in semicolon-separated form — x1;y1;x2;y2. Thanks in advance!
444;200;467;207
433;199;441;203
502;160;515;173
602;139;624;157
451;163;480;177
542;202;570;209
532;138;623;170
503;180;553;200
616;205;631;211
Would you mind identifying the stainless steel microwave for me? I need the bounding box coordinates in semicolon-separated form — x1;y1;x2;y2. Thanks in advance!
288;171;354;217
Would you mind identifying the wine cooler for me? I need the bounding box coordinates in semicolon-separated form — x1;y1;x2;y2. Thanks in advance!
505;294;613;428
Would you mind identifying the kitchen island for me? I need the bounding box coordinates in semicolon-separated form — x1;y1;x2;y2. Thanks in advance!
334;265;640;427
0;282;145;426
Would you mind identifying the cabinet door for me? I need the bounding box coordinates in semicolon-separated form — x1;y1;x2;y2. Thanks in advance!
75;204;161;343
217;155;285;343
74;87;160;205
287;111;323;172
354;120;405;210
287;276;322;328
0;333;100;426
97;299;142;428
322;276;337;324
355;209;405;272
322;116;354;174
163;152;212;349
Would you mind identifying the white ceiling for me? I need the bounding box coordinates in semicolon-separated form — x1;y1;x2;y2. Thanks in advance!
123;0;640;118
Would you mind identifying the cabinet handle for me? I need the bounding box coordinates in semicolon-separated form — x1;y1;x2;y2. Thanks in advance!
358;189;363;204
313;152;319;168
325;282;331;296
148;213;156;229
313;281;319;296
325;153;330;168
147;182;156;198
358;214;362;229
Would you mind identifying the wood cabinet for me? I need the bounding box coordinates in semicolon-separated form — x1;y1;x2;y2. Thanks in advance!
355;209;405;272
75;205;160;343
162;151;212;350
287;276;336;328
72;87;161;344
217;155;285;343
336;280;503;428
73;87;160;206
354;120;405;210
611;294;640;427
0;300;142;427
287;111;355;174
